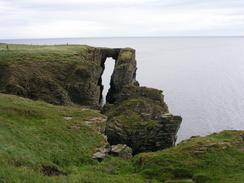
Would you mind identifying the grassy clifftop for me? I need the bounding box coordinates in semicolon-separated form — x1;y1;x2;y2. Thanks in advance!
0;44;90;65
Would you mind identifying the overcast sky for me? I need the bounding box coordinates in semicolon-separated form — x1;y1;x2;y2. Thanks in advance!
0;0;244;39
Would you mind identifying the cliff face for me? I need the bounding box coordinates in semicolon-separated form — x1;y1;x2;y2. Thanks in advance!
0;46;135;108
0;44;182;153
0;46;121;108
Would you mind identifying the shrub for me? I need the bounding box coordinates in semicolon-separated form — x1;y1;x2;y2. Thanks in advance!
172;168;193;178
193;174;210;183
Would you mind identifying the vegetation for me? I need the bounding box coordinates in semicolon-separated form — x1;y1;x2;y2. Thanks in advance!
0;44;91;65
105;96;164;128
0;44;243;182
0;93;243;182
134;130;244;183
0;93;143;182
119;48;134;61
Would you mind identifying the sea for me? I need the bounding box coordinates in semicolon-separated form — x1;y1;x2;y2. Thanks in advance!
1;37;244;142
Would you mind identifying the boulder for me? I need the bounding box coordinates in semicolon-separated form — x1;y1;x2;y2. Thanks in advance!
92;151;106;161
84;116;107;133
110;144;133;159
92;142;111;161
92;144;132;161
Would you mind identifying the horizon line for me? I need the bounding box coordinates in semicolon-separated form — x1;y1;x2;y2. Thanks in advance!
1;35;244;40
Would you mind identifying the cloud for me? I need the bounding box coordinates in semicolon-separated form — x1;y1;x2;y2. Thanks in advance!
0;0;244;39
2;0;159;8
21;20;108;38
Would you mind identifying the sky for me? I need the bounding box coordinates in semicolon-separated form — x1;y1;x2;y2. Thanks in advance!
0;0;244;39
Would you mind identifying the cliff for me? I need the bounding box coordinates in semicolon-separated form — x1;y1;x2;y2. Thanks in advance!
0;45;119;108
0;44;182;154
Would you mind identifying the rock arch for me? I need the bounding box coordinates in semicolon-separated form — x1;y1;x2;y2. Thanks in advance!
99;48;138;105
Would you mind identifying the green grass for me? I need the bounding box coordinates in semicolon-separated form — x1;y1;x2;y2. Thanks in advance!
134;130;244;183
0;93;243;182
119;48;134;61
0;93;144;182
0;44;92;65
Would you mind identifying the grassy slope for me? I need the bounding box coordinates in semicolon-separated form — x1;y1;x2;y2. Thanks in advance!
0;93;243;183
0;93;144;183
134;130;244;183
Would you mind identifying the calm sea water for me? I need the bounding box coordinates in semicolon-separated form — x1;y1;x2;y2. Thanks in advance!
1;37;244;141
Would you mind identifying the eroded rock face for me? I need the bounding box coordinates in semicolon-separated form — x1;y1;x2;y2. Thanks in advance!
106;48;138;103
104;87;182;154
0;46;121;108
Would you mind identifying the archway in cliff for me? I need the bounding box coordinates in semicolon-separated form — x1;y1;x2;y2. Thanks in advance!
100;58;115;105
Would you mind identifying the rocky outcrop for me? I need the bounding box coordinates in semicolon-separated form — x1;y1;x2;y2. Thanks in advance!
103;49;182;154
104;86;182;154
0;44;182;154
